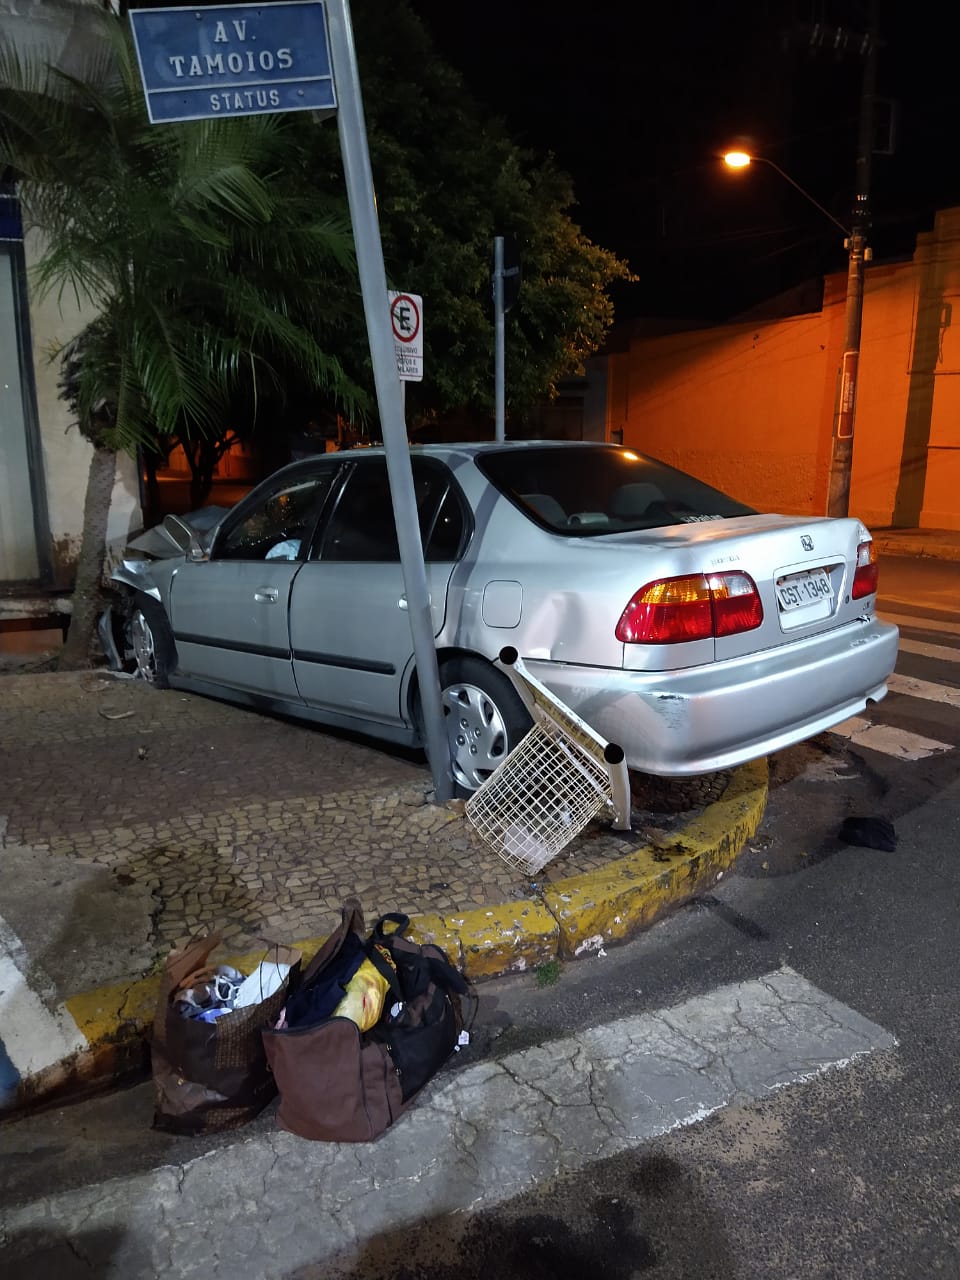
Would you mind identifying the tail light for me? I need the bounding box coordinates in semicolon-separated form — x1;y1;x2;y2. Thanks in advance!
851;540;879;598
616;572;763;644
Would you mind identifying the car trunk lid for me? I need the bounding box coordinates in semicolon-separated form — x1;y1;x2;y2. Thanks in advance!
604;514;875;667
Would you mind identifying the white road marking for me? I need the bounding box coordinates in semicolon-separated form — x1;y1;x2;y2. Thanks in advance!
1;969;894;1273
898;637;960;663
0;819;87;1091
830;716;952;759
0;923;86;1082
888;672;960;707
881;610;960;637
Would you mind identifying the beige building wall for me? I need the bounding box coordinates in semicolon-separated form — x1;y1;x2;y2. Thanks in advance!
607;206;960;532
25;232;142;584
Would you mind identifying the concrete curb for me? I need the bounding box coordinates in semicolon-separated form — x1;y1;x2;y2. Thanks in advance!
873;535;960;562
14;759;768;1115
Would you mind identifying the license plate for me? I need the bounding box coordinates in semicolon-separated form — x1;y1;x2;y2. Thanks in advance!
776;568;833;611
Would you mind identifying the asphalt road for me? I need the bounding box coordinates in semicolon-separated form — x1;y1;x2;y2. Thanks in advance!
1;554;959;1279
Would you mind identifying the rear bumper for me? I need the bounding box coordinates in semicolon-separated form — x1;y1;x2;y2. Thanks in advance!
525;615;899;776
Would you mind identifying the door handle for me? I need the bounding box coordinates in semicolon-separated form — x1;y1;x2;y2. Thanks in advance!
254;587;280;603
398;595;408;610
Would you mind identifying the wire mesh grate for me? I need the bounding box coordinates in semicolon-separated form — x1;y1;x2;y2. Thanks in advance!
465;719;613;875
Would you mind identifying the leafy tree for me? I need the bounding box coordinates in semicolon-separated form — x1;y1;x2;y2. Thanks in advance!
0;9;361;667
305;0;635;427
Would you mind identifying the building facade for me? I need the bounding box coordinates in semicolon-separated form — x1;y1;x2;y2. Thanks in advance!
0;0;139;596
605;207;960;532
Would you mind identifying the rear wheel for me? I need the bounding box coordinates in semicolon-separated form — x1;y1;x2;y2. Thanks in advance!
434;657;531;797
130;593;177;689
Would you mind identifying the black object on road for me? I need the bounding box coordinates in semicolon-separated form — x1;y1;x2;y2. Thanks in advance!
839;815;898;851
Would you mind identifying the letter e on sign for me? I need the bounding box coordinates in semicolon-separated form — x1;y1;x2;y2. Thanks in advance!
388;290;423;382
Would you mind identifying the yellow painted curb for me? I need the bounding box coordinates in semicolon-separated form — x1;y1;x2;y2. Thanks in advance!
45;758;767;1112
410;901;559;980
543;757;768;959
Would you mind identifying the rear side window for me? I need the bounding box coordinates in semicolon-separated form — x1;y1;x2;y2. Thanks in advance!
478;446;755;535
317;458;468;562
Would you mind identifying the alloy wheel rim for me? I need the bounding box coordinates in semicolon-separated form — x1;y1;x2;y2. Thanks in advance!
131;610;158;682
441;680;509;791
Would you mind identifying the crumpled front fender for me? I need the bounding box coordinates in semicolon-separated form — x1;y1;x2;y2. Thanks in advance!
109;559;161;601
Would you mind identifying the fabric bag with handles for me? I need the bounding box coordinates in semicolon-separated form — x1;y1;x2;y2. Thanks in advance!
364;912;471;1102
262;899;474;1142
151;932;301;1136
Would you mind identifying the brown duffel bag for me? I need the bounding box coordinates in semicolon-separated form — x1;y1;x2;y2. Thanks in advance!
262;899;472;1143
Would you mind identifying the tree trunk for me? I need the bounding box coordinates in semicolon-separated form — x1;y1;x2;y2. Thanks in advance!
57;443;118;670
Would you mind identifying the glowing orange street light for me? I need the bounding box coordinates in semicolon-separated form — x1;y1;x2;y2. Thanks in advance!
722;150;751;169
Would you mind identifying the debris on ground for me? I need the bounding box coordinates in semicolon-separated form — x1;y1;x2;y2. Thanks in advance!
838;815;898;851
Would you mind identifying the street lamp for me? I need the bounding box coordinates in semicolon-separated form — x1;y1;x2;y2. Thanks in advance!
722;149;871;519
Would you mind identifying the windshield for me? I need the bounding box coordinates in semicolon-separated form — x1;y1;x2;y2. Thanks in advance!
477;446;756;535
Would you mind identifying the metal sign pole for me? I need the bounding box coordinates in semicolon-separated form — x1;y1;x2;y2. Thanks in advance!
493;235;505;442
325;0;452;801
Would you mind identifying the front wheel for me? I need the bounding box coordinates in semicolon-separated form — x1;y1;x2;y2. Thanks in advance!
433;657;532;797
129;593;177;689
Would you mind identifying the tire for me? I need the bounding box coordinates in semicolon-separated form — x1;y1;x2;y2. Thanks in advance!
129;593;177;689
432;657;532;798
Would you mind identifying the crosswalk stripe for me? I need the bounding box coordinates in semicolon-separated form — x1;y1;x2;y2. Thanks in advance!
0;926;86;1084
830;716;952;759
0;969;894;1273
898;637;960;663
881;610;960;637
888;672;960;707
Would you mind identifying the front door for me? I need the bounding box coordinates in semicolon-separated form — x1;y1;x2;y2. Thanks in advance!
169;468;336;699
290;457;467;727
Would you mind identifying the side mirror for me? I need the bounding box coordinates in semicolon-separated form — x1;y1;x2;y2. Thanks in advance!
162;514;207;562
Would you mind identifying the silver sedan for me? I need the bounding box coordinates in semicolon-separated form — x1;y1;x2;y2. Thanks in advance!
104;441;898;794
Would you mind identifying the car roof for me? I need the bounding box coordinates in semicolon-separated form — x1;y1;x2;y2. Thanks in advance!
337;439;616;459
255;440;629;491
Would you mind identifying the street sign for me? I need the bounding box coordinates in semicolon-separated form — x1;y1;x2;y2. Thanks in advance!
129;2;336;124
388;291;423;382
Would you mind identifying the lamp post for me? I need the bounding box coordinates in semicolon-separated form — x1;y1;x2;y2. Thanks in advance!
723;131;875;518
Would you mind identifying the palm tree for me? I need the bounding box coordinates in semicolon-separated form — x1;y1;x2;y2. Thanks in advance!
0;7;362;667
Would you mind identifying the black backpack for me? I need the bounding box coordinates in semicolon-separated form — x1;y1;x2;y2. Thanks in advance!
365;913;475;1101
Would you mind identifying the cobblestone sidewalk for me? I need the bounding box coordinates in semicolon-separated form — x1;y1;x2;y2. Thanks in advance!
0;672;723;962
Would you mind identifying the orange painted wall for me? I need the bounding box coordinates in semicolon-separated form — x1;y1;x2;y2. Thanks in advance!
607;206;960;531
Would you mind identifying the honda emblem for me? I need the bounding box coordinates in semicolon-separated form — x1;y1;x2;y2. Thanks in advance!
801;535;814;551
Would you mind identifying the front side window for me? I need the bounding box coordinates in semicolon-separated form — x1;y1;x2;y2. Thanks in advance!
477;446;756;535
318;459;467;563
215;472;333;561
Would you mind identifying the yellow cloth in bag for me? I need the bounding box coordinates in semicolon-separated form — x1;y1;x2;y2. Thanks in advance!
333;957;391;1031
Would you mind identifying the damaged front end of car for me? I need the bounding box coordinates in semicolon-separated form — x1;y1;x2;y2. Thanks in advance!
98;509;227;673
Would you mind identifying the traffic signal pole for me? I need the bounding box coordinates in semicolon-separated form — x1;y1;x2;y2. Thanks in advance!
493;235;505;442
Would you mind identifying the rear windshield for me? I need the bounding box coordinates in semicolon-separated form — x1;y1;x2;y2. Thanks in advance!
477;446;756;535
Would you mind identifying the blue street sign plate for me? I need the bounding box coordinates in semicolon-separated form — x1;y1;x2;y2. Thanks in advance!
129;2;336;124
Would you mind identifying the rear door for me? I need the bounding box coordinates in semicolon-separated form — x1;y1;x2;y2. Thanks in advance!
168;466;338;698
290;457;468;726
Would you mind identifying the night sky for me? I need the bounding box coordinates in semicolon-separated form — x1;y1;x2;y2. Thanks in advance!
408;0;960;323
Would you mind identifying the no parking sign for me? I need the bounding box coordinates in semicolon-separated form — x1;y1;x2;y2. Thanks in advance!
388;291;423;382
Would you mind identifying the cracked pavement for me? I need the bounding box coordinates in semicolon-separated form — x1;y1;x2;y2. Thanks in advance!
0;966;893;1278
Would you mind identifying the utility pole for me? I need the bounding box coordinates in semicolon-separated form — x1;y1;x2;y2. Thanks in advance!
823;12;880;517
